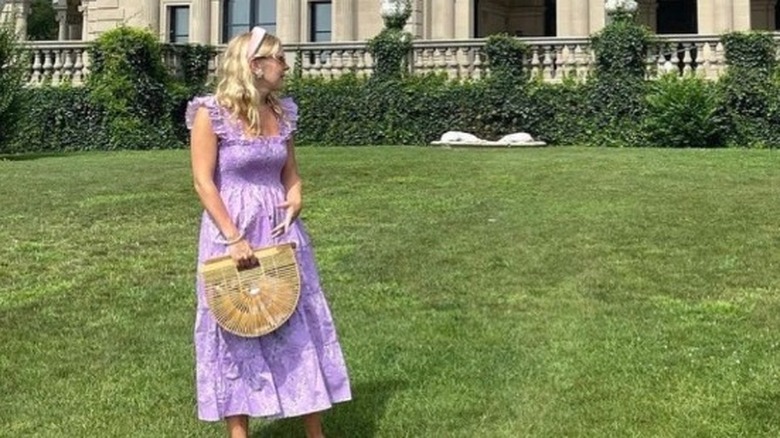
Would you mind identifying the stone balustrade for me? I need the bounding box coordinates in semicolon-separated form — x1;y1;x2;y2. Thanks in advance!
22;41;90;86
18;35;777;86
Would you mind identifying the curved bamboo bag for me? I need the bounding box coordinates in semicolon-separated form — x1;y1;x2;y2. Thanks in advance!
199;242;301;337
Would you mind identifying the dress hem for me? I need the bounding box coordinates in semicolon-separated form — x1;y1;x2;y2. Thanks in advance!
197;395;353;422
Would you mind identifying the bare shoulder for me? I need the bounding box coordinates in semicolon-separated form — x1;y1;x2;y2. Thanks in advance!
191;107;216;135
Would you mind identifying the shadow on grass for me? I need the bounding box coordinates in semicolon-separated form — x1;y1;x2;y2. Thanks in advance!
740;390;780;434
0;151;89;161
253;379;407;438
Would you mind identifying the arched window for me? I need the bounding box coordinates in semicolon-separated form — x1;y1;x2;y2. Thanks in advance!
223;0;276;43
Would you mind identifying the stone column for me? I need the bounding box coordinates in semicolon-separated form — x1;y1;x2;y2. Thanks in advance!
557;0;592;36
17;0;29;40
404;0;424;38
589;0;606;33
54;0;68;41
79;0;91;41
278;0;301;43
556;0;571;36
3;0;31;40
732;0;751;30
572;0;590;35
699;0;734;33
191;0;211;44
144;0;160;37
697;0;714;33
334;0;356;41
210;0;220;44
716;0;734;31
432;0;455;39
56;19;67;41
454;0;472;38
699;0;751;33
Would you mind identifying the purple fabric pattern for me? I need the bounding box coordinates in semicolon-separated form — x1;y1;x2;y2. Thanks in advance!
185;95;352;421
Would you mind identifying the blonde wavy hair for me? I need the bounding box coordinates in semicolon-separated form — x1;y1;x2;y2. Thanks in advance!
215;31;286;137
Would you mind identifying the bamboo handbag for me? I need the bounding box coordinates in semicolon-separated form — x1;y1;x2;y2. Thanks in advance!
199;242;301;337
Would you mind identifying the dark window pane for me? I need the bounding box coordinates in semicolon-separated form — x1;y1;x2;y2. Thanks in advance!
225;0;277;42
227;0;251;32
310;2;332;42
170;6;190;43
313;3;331;32
255;0;276;27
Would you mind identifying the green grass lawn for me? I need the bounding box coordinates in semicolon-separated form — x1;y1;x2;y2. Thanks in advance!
1;147;779;437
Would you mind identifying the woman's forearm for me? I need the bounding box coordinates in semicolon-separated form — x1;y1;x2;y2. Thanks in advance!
195;180;241;240
282;172;302;202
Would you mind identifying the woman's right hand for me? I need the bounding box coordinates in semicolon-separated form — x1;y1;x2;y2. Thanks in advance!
228;238;258;269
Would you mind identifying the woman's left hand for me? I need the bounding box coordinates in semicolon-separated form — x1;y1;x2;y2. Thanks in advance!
271;198;302;237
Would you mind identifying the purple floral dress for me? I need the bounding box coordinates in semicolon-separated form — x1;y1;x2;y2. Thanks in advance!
185;95;352;421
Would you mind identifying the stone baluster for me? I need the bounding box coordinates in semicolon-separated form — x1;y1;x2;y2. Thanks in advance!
693;43;706;79
656;44;666;76
342;49;354;74
714;41;726;79
423;47;434;75
52;50;64;85
555;45;563;80
682;43;694;76
62;49;74;83
645;42;657;79
410;47;421;75
575;44;589;80
567;44;579;81
42;50;53;84
530;46;541;80
425;48;435;75
312;50;324;78
558;45;568;81
30;49;42;85
472;47;483;80
356;50;367;78
73;48;84;85
435;47;445;77
327;50;336;79
447;47;459;79
542;46;554;82
335;50;345;78
566;44;578;80
300;50;311;78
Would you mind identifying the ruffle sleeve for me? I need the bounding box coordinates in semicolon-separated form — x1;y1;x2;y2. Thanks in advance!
280;97;298;138
185;95;230;138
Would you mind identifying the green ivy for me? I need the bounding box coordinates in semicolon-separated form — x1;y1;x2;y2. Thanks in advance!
3;86;109;154
368;1;413;80
368;28;413;80
722;32;776;74
484;33;528;79
165;43;217;92
0;23;28;149
87;26;179;149
530;77;590;145
720;31;780;148
5;24;780;153
588;13;653;146
284;72;557;146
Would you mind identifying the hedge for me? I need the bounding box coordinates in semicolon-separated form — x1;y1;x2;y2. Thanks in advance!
2;24;780;153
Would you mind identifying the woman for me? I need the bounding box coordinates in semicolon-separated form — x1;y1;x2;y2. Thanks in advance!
185;27;352;438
